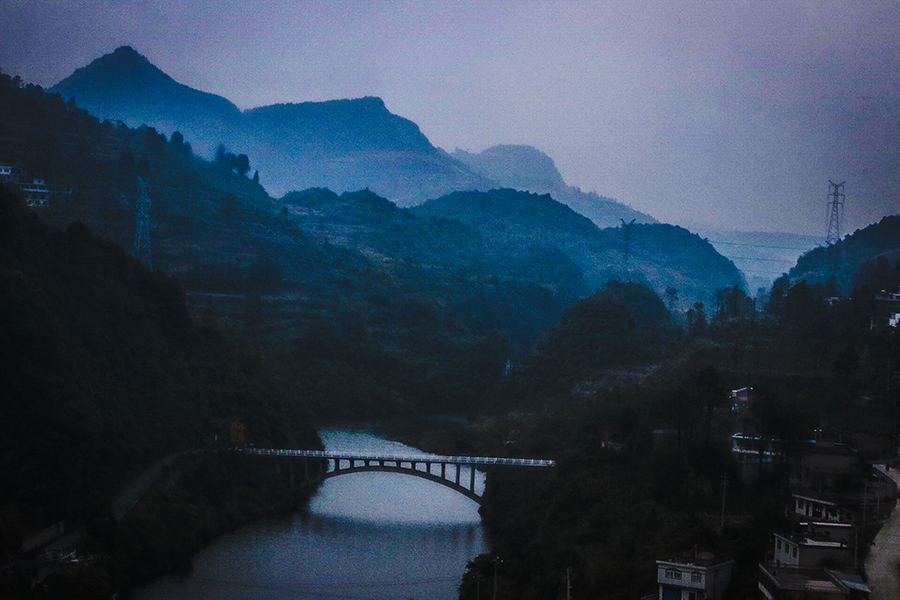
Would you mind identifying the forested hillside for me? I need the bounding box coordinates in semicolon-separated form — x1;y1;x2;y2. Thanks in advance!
452;145;655;228
0;184;319;546
0;72;570;415
485;280;679;412
440;224;900;600
789;215;900;292
412;189;745;307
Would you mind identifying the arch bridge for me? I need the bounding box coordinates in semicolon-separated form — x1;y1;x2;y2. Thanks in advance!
239;448;555;504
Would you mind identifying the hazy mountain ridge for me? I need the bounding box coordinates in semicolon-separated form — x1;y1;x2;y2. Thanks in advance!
452;145;566;191
452;144;655;228
49;48;650;224
242;97;435;155
412;188;602;242
411;189;744;306
50;47;497;202
50;46;241;152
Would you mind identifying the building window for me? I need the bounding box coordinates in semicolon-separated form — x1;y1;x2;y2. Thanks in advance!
792;547;797;558
776;539;781;550
689;593;697;600
691;572;702;583
665;569;681;580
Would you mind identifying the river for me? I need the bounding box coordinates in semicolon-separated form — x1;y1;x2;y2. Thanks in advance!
130;422;487;600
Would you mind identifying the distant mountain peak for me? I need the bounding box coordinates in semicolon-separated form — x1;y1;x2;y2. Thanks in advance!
111;45;143;58
58;45;173;88
244;95;390;115
452;144;655;228
453;145;566;193
49;46;242;156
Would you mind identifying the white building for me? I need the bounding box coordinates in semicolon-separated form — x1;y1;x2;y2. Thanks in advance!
656;552;733;600
873;289;900;329
792;494;854;524
1;166;51;206
20;178;49;207
768;531;853;570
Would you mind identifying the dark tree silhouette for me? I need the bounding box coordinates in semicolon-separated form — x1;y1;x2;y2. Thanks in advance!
235;153;250;176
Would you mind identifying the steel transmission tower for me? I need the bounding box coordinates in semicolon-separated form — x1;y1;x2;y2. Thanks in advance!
131;177;152;268
825;180;845;246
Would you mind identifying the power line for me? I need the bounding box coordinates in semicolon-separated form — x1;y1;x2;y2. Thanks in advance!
740;269;790;275
707;240;817;251
724;256;795;262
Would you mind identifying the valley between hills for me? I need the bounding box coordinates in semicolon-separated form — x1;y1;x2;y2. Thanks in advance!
1;47;899;600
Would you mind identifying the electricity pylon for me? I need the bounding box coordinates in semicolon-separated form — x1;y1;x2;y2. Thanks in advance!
825;180;845;246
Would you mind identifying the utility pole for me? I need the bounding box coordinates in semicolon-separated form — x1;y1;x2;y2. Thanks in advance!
566;566;572;600
825;180;845;246
493;556;501;600
720;473;729;531
131;177;152;269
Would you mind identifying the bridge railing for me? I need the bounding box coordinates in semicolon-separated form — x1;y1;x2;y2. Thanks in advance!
238;448;555;467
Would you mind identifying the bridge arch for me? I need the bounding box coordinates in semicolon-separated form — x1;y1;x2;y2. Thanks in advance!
238;449;554;507
312;460;483;504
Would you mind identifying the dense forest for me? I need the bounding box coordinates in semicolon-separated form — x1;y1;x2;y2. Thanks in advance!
411;189;745;306
0;182;324;597
0;70;748;420
431;216;900;599
789;215;900;293
0;71;531;416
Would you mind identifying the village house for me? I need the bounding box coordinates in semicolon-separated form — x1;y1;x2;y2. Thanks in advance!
655;550;733;600
758;565;870;599
766;530;853;570
872;288;900;329
0;165;53;206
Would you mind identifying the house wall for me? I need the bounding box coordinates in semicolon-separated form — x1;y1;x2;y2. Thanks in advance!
657;562;732;600
772;534;799;566
798;545;853;569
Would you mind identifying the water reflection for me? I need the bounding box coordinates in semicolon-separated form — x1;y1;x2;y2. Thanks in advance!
131;425;487;600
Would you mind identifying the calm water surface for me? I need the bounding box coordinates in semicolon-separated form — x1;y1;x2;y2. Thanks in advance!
131;424;487;600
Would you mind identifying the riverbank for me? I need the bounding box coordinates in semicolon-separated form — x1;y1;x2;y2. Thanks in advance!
129;423;487;600
26;450;319;600
29;417;485;600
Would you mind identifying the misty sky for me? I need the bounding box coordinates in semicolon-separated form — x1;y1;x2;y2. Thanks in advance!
1;0;897;235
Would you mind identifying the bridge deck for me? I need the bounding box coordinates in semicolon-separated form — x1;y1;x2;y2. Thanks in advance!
240;448;555;467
